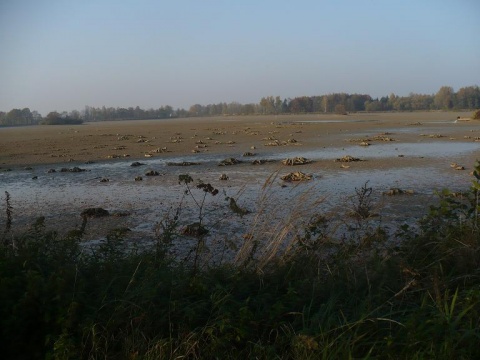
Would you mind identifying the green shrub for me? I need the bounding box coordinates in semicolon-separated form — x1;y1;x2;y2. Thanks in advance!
1;169;479;359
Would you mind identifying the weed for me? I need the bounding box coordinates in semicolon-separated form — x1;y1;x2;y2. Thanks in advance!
3;191;13;238
349;181;375;221
227;197;250;216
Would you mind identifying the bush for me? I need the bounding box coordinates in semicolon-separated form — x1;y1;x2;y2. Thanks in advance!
473;109;480;120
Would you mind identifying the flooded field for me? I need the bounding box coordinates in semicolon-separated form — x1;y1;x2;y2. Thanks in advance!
1;112;479;258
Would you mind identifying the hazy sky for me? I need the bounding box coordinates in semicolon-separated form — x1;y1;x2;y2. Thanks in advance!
1;0;479;115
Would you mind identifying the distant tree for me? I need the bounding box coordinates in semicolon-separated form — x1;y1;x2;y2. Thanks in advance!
176;108;188;118
46;111;61;121
434;86;454;110
0;108;41;126
322;96;328;113
101;106;108;120
365;100;381;112
349;94;372;111
188;104;203;117
259;96;276;114
69;110;81;120
21;108;33;124
42;111;82;125
6;109;23;125
156;105;173;118
164;105;174;116
82;106;92;121
409;93;434;111
116;107;133;119
335;104;347;114
226;102;242;115
274;96;283;114
288;96;313;113
221;103;228;115
310;96;323;113
31;111;42;123
205;104;216;116
455;86;480;109
12;84;479;126
243;103;256;115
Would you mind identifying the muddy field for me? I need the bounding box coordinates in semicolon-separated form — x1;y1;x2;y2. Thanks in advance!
0;111;476;168
1;111;479;260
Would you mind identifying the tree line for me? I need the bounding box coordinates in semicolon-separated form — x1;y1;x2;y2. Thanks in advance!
1;85;479;126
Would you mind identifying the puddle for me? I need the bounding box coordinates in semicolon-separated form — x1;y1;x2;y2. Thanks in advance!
289;119;377;124
278;141;479;160
427;120;458;124
351;121;478;136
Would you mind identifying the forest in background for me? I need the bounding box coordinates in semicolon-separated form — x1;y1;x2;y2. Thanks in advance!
1;85;479;126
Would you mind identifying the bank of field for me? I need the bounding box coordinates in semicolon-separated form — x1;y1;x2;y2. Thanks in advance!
1;112;479;358
1;159;480;359
0;111;474;167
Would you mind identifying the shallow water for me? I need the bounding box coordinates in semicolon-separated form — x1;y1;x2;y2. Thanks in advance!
1;127;478;257
291;119;377;124
2;140;475;202
279;141;479;160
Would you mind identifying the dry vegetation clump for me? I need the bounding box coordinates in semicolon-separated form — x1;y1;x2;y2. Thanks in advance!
166;161;200;166
383;188;414;195
218;157;242;166
282;157;312;166
334;155;363;162
373;135;396;141
280;171;312;182
472;109;480;119
242;152;255;157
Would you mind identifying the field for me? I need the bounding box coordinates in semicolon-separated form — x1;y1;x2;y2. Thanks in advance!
1;111;479;241
0;111;476;167
1;111;478;245
1;111;480;358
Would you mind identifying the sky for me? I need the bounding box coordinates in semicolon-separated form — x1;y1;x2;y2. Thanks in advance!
0;0;479;115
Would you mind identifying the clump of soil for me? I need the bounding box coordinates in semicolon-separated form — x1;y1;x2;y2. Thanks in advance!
334;155;363;162
183;222;209;237
383;188;414;196
131;162;145;167
167;161;200;166
219;158;242;166
145;170;160;176
60;167;88;173
282;157;312;166
81;207;110;218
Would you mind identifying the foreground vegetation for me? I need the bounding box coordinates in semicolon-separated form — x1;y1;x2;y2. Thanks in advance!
1;164;480;359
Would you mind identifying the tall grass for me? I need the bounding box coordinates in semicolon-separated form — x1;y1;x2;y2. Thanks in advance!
1;165;479;359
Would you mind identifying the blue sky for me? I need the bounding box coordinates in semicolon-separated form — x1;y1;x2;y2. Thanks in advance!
1;0;479;115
